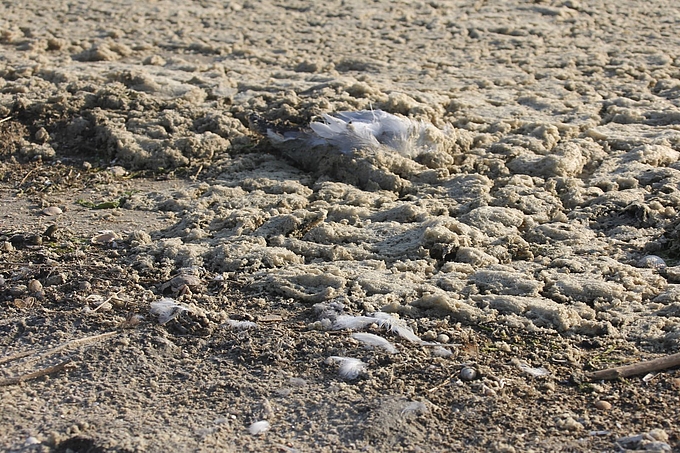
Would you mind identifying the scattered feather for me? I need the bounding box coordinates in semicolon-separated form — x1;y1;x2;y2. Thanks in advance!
333;315;377;331
224;319;257;330
352;332;398;354
248;420;270;435
519;364;550;377
326;356;367;379
431;346;453;358
333;312;423;344
372;312;423;343
149;298;192;324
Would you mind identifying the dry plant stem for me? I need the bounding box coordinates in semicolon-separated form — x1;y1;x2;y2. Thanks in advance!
17;167;38;187
0;350;34;366
0;331;119;366
0;359;74;386
0;116;11;123
587;351;680;381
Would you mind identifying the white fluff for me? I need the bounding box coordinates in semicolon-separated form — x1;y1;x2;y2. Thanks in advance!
519;364;551;377
248;420;270;435
333;312;423;344
149;298;191;324
224;319;257;330
352;332;398;354
269;109;439;157
333;315;378;331
326;356;367;379
371;312;423;343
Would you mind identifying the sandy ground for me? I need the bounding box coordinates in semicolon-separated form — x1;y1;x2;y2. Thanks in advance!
2;0;680;451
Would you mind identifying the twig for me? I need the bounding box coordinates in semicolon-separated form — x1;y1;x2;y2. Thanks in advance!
17;167;38;187
0;331;119;366
0;350;33;366
0;359;74;386
0;116;11;124
427;375;453;393
587;351;680;381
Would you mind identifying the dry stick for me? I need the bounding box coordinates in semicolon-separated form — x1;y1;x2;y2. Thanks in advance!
0;116;11;124
0;350;34;366
0;331;119;366
587;351;680;381
16;167;37;187
0;359;74;386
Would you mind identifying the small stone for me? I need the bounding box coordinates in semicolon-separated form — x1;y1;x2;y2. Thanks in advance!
27;279;43;293
34;127;49;143
594;400;612;411
44;224;58;238
436;333;450;343
460;366;477;381
558;416;584;431
422;330;437;341
42;206;62;216
649;428;669;442
639;255;666;269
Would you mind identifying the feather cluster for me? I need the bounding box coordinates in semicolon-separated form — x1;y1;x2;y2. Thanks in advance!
351;332;398;354
149;298;192;324
326;356;367;379
333;312;423;344
268;109;436;157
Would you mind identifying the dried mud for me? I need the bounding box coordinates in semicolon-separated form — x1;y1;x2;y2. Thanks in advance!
2;1;680;452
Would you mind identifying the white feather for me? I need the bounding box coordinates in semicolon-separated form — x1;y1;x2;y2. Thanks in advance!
333;315;378;331
352;332;398;354
326;356;367;379
308;109;421;155
224;319;257;330
332;312;423;344
149;298;191;324
248;420;270;435
371;312;423;343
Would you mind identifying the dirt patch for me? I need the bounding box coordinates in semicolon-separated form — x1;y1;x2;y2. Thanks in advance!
2;1;680;452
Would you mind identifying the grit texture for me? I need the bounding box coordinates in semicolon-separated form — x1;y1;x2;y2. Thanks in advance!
1;1;680;452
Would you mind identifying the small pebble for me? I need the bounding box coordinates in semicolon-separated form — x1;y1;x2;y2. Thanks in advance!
34;127;49;143
594;400;612;411
28;279;43;293
649;428;669;442
460;366;477;381
421;330;437;341
436;333;450;344
42;206;62;216
638;255;666;269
